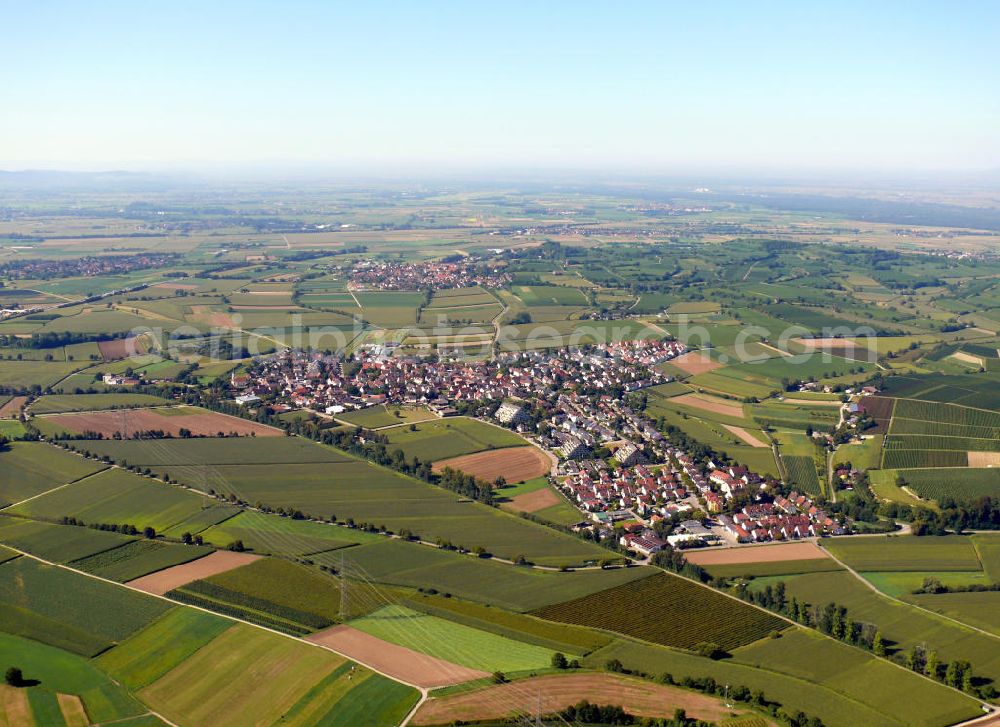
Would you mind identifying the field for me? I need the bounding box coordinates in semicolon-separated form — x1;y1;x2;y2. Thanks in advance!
0;441;106;506
335;539;653;611
29;393;171;413
197;509;377;556
138;623;419;727
305;625;487;688
0;632;146;724
383;417;528;461
335;404;436;428
126;550;260;595
823;535;983;571
0;360;83;390
412;672;753;726
348;604;556;672
37;404;282;438
781;455;822;493
584;635;976;727
531;572;787;651
66;436;611;565
69;539;213;582
668;351;724;375
9;467;211;533
670;392;745;418
0;556;171;656
762;570;1000;689
169;556;340;635
0;516;136;563
96;607;235;689
402;591;611;655
685;542;830;566
894;467;1000;501
432;445;550;483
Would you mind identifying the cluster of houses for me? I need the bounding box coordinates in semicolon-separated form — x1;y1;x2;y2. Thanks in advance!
348;260;511;290
718;492;846;542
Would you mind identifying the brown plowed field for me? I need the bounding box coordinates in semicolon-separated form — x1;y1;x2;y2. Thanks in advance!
508;487;561;513
672;392;745;419
669;351;723;375
0;396;27;418
39;406;282;438
433;445;550;483
126;550;260;595
305;625;486;688
412;672;752;725
685;541;829;566
968;452;1000;467
98;337;144;360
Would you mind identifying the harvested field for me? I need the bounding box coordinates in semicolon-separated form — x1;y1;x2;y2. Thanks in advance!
432;445;551;483
723;424;768;448
152;282;197;291
38;406;282;438
0;396;26;418
793;337;860;351
509;487;561;513
951;351;985;367
98;337;143;360
672;392;745;419
685;542;830;566
126;550;260;596
669;351;723;376
968;451;1000;467
412;672;746;726
305;625;487;688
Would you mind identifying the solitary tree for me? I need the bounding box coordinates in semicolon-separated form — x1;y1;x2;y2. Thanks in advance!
4;667;23;687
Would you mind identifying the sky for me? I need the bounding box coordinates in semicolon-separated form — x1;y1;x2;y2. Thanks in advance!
2;1;998;174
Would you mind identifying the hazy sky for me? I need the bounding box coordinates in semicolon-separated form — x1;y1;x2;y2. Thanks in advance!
3;1;998;173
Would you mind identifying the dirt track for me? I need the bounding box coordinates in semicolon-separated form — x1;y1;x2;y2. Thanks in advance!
305;625;487;688
412;672;754;725
433;445;550;483
126;550;261;595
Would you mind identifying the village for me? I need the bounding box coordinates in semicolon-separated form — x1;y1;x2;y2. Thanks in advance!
231;336;852;556
347;259;511;290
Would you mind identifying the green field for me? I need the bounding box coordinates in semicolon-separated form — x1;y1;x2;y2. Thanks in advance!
336;539;653;611
762;569;1000;689
532;572;787;651
0;632;146;723
10;467;210;533
29;393;172;413
703;558;845;580
349;604;556;672
170;557;340;635
584;635;979;727
69;539;213;582
402;591;611;655
823;535;983;572
137;623;418;727
0;515;136;563
0;360;84;390
782;454;822;494
336;404;436;429
0;441;106;506
199;509;378;556
0;556;171;656
382;417;528;461
71;436;609;565
96;607;235;689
